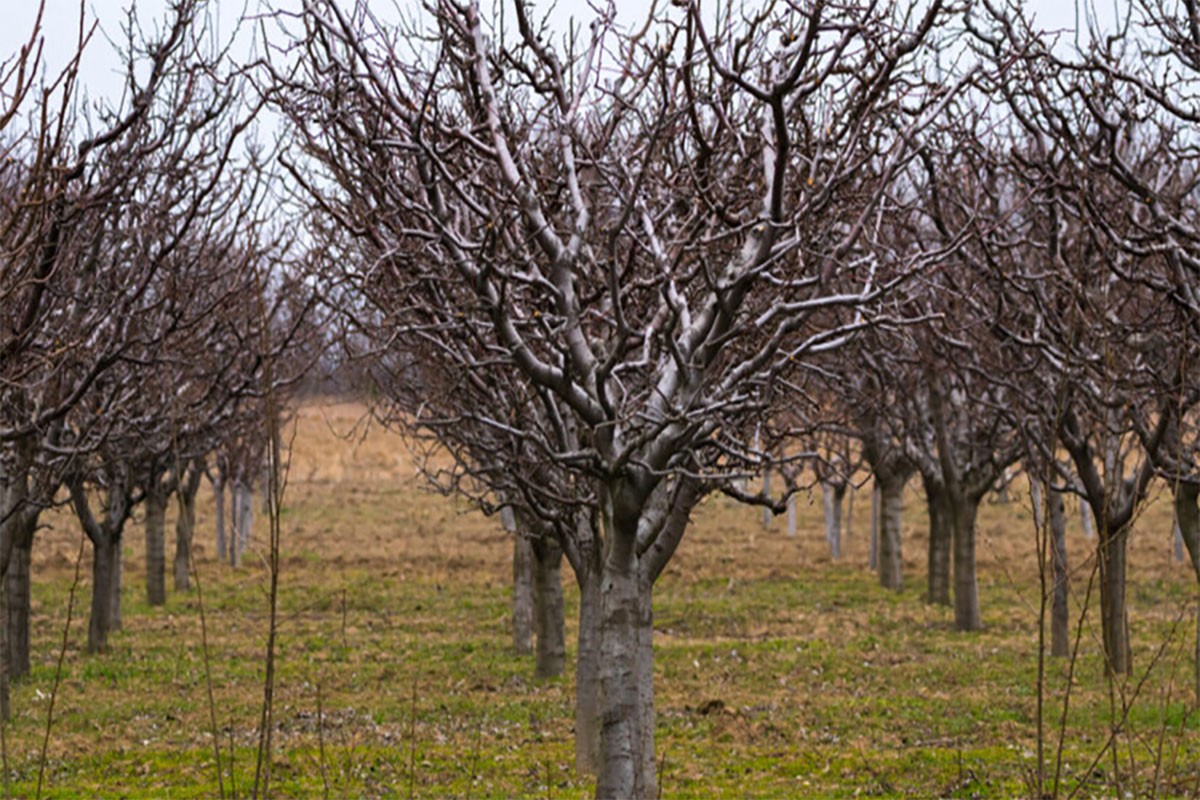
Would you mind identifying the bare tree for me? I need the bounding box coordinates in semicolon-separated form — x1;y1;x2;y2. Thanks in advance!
274;1;968;794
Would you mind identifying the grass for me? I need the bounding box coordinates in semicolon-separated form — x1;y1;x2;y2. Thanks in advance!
6;399;1200;797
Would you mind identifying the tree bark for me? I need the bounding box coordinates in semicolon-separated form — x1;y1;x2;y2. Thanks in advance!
869;483;881;571
923;475;951;605
6;519;34;680
596;525;645;800
1098;520;1132;675
1173;484;1200;703
576;566;602;776
109;538;123;632
214;473;227;562
144;486;168;606
232;480;252;567
822;481;845;559
510;522;534;657
951;495;982;631
174;466;202;592
878;476;905;591
635;576;656;798
89;536;121;653
1080;497;1095;539
1048;488;1070;658
760;464;772;530
532;537;565;678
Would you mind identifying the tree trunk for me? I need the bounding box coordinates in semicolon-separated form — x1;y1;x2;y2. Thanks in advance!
822;482;845;559
532;538;565;678
878;477;905;591
952;495;982;631
635;575;656;798
89;535;120;654
214;474;227;562
1080;497;1095;539
1173;484;1200;703
511;531;534;657
145;487;168;606
576;568;602;776
1098;521;1132;675
596;532;647;799
109;538;123;632
845;484;855;540
6;521;33;680
1175;516;1185;563
174;475;199;592
869;483;881;571
1048;488;1070;658
924;476;951;606
760;465;772;530
232;481;252;567
786;493;797;538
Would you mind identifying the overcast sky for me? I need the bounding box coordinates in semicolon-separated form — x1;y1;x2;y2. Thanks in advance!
2;0;1121;109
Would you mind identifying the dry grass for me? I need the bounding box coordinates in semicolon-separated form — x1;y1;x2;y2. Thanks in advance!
9;399;1200;798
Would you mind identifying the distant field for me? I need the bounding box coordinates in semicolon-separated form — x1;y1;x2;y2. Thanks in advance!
10;400;1200;798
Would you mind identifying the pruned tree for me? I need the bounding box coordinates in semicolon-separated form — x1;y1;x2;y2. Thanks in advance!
273;1;970;795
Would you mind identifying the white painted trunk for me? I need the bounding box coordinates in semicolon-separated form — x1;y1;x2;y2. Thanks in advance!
786;493;796;538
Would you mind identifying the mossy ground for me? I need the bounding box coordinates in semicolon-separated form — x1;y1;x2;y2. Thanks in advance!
9;401;1200;797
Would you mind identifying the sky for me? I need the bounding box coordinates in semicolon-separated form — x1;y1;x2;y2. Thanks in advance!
1;0;1125;109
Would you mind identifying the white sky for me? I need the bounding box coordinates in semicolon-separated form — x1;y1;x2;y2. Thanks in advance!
1;0;1125;109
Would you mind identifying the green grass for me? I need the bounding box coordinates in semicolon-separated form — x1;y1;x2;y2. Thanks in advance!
5;402;1200;798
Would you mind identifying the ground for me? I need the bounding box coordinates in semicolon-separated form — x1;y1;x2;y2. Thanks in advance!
8;400;1200;798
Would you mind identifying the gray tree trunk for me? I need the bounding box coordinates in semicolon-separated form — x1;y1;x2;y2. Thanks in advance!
845;484;855;540
636;576;655;798
144;486;168;606
786;493;797;538
109;539;123;632
1173;484;1200;703
89;536;121;653
1030;478;1044;529
6;521;34;680
1098;519;1132;675
596;531;646;799
760;465;772;530
924;476;951;606
576;567;602;776
951;495;982;631
507;507;534;656
1048;488;1070;658
214;474;227;562
1175;516;1185;563
878;477;905;591
1080;496;1095;539
232;481;252;567
822;482;845;559
532;537;565;678
174;467;202;591
869;483;881;571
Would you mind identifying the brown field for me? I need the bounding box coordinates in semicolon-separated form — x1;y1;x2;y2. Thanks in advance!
9;399;1200;798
